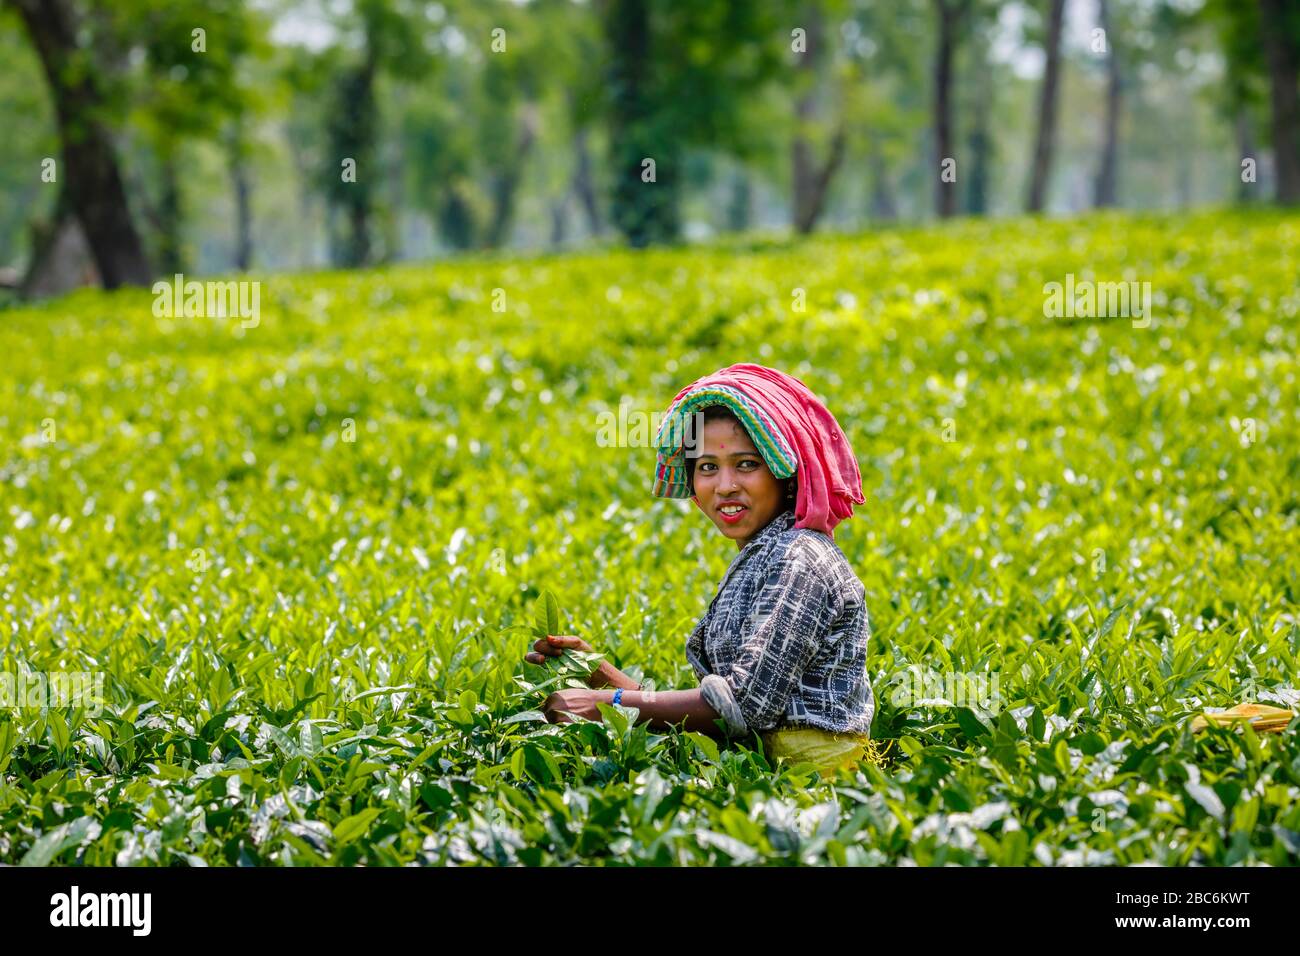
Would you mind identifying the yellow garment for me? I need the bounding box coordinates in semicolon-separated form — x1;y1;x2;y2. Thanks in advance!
1189;702;1296;734
760;726;874;777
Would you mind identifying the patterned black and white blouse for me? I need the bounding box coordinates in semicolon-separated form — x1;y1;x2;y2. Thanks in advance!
686;508;875;739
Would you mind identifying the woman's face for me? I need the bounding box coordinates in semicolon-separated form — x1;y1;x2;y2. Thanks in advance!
690;417;787;549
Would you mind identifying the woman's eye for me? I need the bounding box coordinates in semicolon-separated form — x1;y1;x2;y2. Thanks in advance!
698;460;760;473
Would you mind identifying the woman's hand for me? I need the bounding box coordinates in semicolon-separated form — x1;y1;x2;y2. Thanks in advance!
525;634;613;688
524;634;641;690
524;634;593;665
542;688;605;724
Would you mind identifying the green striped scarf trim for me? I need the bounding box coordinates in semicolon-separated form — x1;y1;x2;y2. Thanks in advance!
652;385;798;498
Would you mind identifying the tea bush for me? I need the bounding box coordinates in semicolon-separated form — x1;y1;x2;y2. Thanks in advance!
1;209;1298;865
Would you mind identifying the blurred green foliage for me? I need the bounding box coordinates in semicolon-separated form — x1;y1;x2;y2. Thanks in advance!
1;0;1283;278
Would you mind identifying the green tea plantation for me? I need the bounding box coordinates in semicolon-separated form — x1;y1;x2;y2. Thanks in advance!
1;209;1298;866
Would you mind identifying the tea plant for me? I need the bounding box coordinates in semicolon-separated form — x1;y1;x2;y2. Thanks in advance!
0;209;1297;865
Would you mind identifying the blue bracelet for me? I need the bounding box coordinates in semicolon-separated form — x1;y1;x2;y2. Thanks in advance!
612;689;624;707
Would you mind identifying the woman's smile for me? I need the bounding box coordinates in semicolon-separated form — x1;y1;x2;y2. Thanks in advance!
716;499;749;523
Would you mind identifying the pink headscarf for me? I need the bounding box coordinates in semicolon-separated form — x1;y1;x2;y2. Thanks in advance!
652;363;865;538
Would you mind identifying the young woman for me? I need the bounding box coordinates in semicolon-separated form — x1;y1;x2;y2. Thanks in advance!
525;363;875;776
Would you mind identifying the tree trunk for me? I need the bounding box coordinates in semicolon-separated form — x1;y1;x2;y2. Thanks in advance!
327;47;377;267
485;102;539;249
549;196;569;247
381;86;407;263
1236;110;1256;203
286;100;322;266
20;187;100;297
726;169;752;232
1258;0;1300;204
933;0;965;218
792;122;846;233
603;0;678;246
345;188;371;265
11;0;152;288
437;179;477;251
157;148;184;275
869;144;898;221
572;126;603;236
229;130;254;271
1027;0;1066;212
964;27;993;215
1176;106;1194;208
792;4;847;234
1093;0;1121;207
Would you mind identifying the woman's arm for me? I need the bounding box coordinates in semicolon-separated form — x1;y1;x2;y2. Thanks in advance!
529;637;728;736
525;635;641;690
617;688;727;737
541;686;730;739
591;660;642;691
